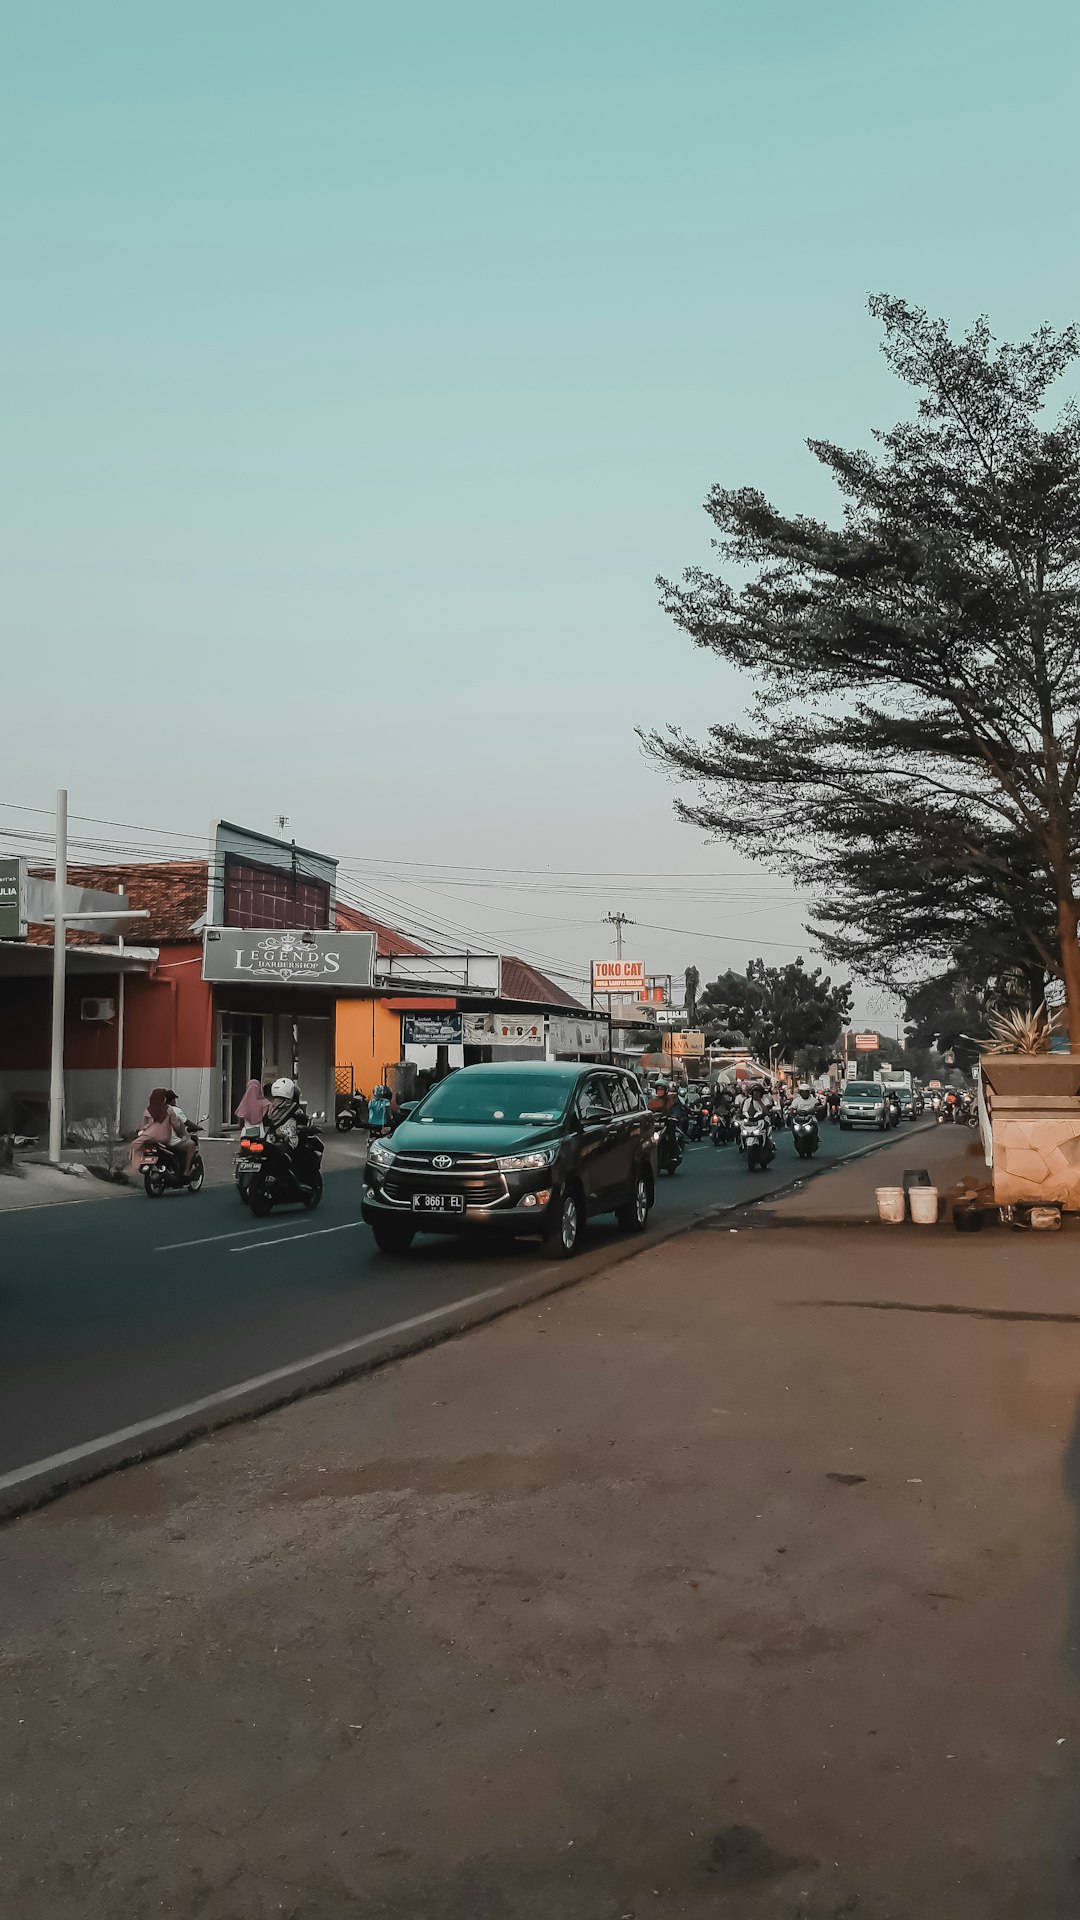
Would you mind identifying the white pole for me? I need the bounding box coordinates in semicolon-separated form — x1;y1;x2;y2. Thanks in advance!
115;904;125;1140
48;787;68;1163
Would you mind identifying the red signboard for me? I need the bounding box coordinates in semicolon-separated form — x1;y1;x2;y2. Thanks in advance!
592;959;646;994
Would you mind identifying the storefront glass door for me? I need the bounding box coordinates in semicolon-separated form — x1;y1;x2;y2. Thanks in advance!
220;1014;263;1128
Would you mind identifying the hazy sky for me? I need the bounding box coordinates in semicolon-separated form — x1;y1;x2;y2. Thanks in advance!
4;0;1079;1017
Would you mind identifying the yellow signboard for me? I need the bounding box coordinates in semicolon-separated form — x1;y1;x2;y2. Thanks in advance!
668;1030;705;1058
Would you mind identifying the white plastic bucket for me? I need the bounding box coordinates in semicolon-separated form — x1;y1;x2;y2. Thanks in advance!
909;1186;939;1226
876;1186;905;1224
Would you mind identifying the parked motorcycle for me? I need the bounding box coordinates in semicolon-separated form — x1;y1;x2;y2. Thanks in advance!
790;1113;820;1160
246;1117;326;1216
743;1116;775;1173
335;1090;369;1133
142;1126;204;1198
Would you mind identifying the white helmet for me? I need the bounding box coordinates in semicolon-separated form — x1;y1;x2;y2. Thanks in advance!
270;1077;296;1101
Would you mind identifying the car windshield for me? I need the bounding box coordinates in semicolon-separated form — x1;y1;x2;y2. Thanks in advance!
845;1086;881;1099
412;1072;572;1125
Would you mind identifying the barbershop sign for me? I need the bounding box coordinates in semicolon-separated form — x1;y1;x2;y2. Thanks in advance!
202;927;375;988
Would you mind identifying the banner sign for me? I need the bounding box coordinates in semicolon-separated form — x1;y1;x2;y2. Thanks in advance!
402;1011;463;1046
853;1031;880;1052
463;1012;545;1047
548;1015;608;1055
668;1030;705;1057
592;959;646;995
0;857;24;939
203;927;375;988
653;1006;688;1027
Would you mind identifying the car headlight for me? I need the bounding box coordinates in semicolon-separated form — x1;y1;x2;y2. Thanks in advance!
367;1138;396;1169
496;1145;558;1172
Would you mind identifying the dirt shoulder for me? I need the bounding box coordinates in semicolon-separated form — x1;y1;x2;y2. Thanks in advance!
4;1219;1080;1918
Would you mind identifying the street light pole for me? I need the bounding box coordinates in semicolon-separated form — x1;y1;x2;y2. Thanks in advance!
48;788;68;1164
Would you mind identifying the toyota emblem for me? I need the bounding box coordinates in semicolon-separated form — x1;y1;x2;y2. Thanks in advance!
433;1154;453;1171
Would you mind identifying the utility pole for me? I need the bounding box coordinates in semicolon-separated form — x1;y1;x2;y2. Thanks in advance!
46;791;150;1164
48;789;68;1165
602;910;634;963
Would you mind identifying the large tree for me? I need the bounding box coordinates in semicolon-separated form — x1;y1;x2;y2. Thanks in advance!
645;296;1080;1045
699;957;852;1072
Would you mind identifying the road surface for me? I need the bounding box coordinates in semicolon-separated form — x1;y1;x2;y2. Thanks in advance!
0;1119;925;1491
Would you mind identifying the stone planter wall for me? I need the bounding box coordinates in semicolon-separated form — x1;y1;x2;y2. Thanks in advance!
991;1113;1080;1207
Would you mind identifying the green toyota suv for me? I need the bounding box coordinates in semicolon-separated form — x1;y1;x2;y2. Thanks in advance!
361;1061;658;1259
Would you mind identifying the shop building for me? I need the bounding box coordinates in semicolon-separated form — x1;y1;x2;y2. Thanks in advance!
1;822;370;1137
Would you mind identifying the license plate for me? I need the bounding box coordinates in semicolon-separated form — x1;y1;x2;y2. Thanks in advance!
412;1192;464;1214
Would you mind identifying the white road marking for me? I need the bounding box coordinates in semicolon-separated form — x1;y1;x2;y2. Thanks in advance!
231;1222;361;1253
155;1224;292;1253
0;1279;532;1497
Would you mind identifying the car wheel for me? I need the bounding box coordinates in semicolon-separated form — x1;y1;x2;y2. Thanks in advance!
616;1168;651;1233
542;1187;582;1260
371;1219;415;1254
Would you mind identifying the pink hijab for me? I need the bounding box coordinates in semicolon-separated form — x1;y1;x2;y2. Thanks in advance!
235;1079;268;1126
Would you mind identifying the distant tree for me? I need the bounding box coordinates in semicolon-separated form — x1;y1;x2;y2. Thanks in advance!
684;964;700;1022
644;295;1080;1045
904;973;988;1073
700;957;852;1072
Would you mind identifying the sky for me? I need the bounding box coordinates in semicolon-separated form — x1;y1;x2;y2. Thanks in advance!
3;0;1080;1021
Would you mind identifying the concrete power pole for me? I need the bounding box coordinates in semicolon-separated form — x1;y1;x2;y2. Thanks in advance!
602;910;635;963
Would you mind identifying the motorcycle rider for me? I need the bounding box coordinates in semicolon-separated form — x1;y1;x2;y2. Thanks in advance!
790;1083;818;1117
265;1076;302;1148
164;1088;198;1178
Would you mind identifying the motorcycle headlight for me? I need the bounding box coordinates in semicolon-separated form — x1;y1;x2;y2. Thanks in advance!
496;1145;558;1172
367;1138;396;1169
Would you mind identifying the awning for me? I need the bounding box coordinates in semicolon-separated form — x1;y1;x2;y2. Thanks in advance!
0;941;158;977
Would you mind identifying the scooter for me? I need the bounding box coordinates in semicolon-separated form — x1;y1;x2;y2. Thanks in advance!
790;1112;820;1159
234;1129;264;1204
743;1116;775;1173
142;1127;204;1198
687;1103;706;1142
246;1116;326;1216
709;1108;735;1147
655;1113;684;1176
336;1090;369;1133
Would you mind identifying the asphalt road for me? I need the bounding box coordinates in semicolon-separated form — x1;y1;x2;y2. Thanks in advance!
0;1119;913;1488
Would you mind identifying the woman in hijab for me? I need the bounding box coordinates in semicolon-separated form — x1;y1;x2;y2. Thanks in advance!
235;1079;269;1128
128;1088;185;1174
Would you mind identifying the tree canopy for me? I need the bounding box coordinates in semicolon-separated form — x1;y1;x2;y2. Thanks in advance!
699;957;852;1072
645;295;1080;1043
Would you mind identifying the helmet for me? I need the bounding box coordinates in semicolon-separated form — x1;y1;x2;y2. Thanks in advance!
270;1077;297;1101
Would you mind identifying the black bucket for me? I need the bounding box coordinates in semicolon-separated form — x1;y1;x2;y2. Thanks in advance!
953;1203;984;1233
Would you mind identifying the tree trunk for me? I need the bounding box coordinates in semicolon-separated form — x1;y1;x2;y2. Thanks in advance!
1056;894;1080;1050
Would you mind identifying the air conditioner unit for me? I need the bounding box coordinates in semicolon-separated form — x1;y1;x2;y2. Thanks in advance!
81;997;116;1023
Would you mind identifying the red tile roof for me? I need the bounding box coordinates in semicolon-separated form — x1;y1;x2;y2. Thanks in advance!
499;956;586;1010
27;862;208;946
335;899;428;958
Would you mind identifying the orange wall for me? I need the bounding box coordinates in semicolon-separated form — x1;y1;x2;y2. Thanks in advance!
336;997;401;1093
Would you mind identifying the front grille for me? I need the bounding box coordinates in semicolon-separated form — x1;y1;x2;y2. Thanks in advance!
391;1150;500;1174
382;1169;507;1208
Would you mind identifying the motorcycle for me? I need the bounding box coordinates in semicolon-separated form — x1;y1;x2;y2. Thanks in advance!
335;1090;369;1133
142;1126;204;1198
790;1112;820;1160
234;1129;264;1204
655;1113;684;1176
246;1116;326;1216
687;1102;706;1142
743;1116;775;1173
884;1094;902;1130
710;1107;735;1147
